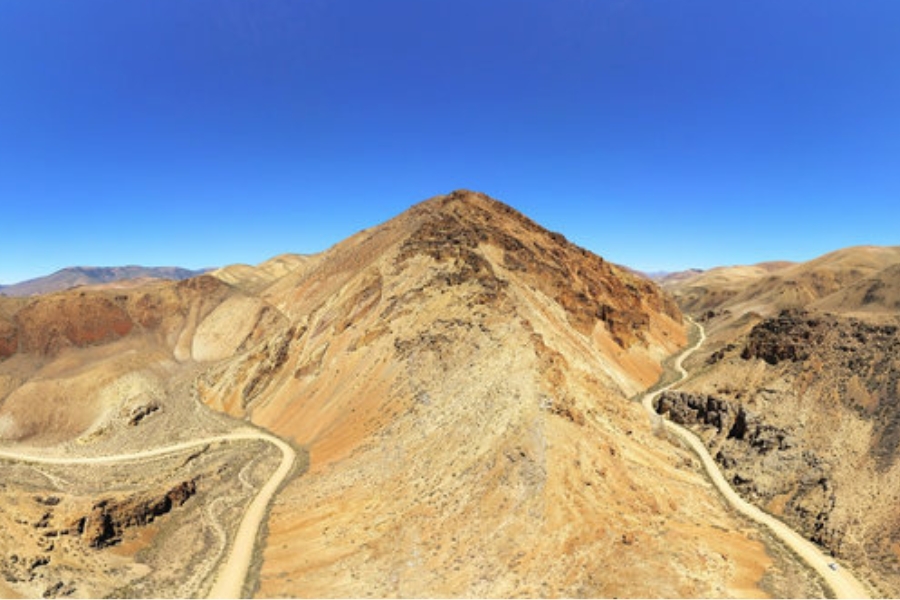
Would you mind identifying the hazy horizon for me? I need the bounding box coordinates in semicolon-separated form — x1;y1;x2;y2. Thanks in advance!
2;1;898;284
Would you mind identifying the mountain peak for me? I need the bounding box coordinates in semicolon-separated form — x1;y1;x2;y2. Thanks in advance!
411;189;551;235
392;190;680;347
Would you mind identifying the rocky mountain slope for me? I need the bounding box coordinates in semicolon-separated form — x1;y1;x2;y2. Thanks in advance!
0;190;831;597
660;245;900;597
191;191;823;597
0;266;208;297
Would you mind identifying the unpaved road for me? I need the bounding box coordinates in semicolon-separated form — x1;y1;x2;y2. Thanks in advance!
0;428;296;599
206;432;295;599
643;319;870;599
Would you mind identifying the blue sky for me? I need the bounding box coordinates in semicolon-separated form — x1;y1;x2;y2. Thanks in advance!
1;0;898;284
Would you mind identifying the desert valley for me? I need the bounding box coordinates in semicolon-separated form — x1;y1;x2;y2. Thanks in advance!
0;190;897;598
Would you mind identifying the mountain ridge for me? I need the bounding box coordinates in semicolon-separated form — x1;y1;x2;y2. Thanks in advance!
193;190;815;597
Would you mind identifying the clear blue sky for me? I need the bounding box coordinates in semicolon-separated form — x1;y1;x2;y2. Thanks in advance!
1;0;898;284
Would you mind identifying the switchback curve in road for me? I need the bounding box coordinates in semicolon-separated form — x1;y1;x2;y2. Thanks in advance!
0;428;297;599
642;318;870;599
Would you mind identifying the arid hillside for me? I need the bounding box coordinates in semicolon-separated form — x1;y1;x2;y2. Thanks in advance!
212;254;316;294
663;246;900;360
0;274;295;598
659;261;795;313
814;262;900;315
0;190;834;598
667;246;900;324
660;245;900;597
191;190;824;597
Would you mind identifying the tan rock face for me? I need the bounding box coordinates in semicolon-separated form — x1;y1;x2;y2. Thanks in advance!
192;296;270;362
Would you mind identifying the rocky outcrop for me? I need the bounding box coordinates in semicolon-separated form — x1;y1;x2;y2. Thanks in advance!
740;310;821;364
742;310;900;470
126;402;160;426
742;308;900;366
655;391;844;552
73;479;197;549
0;553;52;588
0;481;195;595
655;392;799;457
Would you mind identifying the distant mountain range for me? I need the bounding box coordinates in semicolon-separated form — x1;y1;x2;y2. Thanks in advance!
0;266;209;297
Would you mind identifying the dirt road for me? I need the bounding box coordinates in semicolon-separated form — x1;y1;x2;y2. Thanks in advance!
206;432;295;598
0;428;296;599
643;319;870;599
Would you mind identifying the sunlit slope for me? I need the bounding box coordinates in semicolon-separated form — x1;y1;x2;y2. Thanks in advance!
197;190;816;597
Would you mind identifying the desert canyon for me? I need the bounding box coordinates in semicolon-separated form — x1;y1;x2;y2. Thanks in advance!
0;191;896;598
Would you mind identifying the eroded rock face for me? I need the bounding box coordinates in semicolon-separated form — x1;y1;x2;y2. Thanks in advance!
742;310;900;470
672;305;900;594
655;391;840;550
76;479;197;549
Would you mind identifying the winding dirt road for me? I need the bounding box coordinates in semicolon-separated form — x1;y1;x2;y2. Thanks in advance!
644;319;870;599
0;428;296;599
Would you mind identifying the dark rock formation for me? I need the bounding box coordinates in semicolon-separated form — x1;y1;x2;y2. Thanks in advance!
127;403;160;426
740;310;822;364
741;310;900;470
77;479;197;549
655;391;842;553
398;190;681;347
